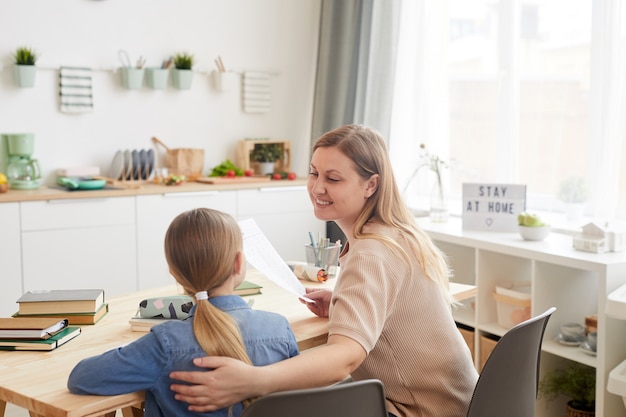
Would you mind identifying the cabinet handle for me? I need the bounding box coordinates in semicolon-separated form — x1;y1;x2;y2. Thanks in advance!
259;186;305;193
163;191;220;198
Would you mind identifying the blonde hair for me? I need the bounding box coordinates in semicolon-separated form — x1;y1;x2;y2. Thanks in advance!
313;124;455;304
164;208;253;369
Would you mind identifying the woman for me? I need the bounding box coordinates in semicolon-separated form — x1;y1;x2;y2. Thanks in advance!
68;208;299;417
170;125;478;417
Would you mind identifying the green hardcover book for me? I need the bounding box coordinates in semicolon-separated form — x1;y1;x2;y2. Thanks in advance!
12;303;109;325
0;326;81;351
234;280;262;296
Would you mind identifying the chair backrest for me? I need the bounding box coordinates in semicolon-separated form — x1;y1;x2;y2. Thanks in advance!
466;307;556;417
240;379;387;417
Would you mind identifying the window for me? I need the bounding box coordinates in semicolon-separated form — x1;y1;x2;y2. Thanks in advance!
391;0;625;225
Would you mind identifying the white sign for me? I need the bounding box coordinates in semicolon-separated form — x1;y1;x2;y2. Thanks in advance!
462;183;526;232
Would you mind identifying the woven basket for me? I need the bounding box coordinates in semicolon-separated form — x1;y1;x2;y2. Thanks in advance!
566;402;595;417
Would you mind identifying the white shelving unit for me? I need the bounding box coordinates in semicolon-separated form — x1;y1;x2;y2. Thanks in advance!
417;217;626;417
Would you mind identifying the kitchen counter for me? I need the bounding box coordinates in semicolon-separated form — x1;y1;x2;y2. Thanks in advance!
0;178;308;203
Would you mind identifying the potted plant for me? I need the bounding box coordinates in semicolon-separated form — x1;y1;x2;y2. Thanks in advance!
250;143;283;175
539;361;596;417
172;52;194;90
12;46;38;88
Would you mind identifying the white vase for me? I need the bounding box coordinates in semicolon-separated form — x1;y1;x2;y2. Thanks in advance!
430;180;449;222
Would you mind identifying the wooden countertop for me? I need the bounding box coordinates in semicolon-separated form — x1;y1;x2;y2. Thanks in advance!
0;179;308;203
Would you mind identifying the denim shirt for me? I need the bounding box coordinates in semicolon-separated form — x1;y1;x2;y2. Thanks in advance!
68;295;299;417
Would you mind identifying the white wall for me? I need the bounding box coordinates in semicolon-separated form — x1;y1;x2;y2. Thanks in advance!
0;0;320;184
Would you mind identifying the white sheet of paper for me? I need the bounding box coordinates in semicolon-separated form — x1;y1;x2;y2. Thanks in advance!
238;218;310;300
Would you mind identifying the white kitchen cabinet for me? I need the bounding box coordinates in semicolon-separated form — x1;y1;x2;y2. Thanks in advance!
20;197;137;297
4;182;325;311
136;190;237;289
417;217;626;417
238;186;325;262
0;203;22;316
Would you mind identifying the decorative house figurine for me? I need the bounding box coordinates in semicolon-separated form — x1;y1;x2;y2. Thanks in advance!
573;222;626;253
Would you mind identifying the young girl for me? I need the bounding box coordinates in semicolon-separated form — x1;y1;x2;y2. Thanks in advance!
68;208;299;417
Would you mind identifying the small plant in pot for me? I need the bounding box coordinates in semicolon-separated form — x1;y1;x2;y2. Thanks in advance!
172;52;194;89
251;143;284;175
12;46;38;88
539;361;596;417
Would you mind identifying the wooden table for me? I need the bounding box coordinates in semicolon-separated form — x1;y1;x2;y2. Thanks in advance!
0;271;475;417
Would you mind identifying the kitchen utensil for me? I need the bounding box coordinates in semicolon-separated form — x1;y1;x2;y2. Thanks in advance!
57;177;106;191
118;49;131;68
195;176;271;184
145;149;155;179
3;133;41;190
136;56;146;69
109;150;124;180
138;149;146;179
123;150;132;180
132;150;140;180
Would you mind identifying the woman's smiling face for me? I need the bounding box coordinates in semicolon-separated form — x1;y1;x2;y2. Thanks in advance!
307;146;378;230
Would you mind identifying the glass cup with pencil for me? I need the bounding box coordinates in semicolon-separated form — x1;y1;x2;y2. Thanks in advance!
305;232;342;279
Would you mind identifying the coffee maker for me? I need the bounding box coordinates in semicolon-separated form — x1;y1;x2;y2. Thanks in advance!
0;133;41;190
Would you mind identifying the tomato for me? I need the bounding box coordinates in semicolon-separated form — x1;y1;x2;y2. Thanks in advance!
244;169;254;177
226;170;236;177
287;172;297;180
272;173;282;180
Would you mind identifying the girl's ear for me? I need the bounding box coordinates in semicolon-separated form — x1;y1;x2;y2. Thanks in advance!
233;251;244;275
365;174;379;198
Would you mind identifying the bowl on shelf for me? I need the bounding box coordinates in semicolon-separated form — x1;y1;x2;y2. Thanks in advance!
519;225;551;241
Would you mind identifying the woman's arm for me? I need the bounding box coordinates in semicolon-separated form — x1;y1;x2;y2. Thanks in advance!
170;334;366;412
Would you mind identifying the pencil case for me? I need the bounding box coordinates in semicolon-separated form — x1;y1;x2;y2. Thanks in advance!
138;295;194;319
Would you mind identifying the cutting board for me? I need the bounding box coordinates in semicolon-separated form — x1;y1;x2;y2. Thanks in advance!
195;176;272;184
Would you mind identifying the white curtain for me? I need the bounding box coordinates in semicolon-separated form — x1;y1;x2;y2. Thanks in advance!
389;0;449;208
589;0;625;220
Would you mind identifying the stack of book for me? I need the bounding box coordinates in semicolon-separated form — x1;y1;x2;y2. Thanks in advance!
14;289;108;325
0;317;81;351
